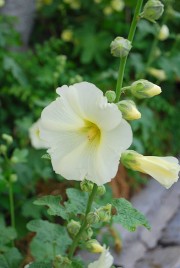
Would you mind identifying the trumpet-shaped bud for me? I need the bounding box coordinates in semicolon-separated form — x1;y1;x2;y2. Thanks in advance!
97;204;112;222
158;25;169;41
130;79;161;99
2;134;13;145
121;150;180;189
85;239;104;253
110;37;132;58
141;0;164;23
97;185;106;196
67;220;81;238
80;179;94;193
117;100;141;120
105;90;116;103
148;68;166;81
87;212;100;225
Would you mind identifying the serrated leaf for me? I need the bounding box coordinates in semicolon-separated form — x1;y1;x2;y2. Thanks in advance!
0;220;17;252
34;195;68;220
65;188;88;215
27;220;71;261
112;198;151;232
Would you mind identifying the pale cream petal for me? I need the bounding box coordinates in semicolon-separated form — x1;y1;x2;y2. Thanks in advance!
139;156;180;189
29;119;48;149
88;247;114;268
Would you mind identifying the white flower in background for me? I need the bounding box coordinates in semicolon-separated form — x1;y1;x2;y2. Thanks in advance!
88;247;114;268
40;82;132;185
29;119;47;149
0;0;5;7
121;150;180;189
158;25;169;41
148;68;166;81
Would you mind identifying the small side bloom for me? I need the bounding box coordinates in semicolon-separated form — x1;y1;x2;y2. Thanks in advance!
40;82;132;185
29;119;48;149
121;150;180;189
88;246;114;268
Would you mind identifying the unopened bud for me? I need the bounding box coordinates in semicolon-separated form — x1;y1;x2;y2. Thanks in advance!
54;255;72;266
97;204;112;222
117;100;141;120
85;239;104;253
158;25;169;41
80;227;93;241
110;37;132;58
80;179;94;193
121;150;142;170
148;68;166;81
67;220;81;238
10;174;18;183
97;185;106;196
141;0;164;23
130;79;161;99
2;134;13;145
105;90;116;103
87;212;100;225
0;144;7;154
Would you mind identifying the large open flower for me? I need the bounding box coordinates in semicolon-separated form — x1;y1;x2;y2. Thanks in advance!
40;82;132;185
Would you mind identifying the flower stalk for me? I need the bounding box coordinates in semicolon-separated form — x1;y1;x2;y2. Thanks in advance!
115;0;144;102
68;183;98;259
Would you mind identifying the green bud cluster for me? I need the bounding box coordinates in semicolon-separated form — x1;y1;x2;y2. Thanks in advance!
110;37;132;58
80;227;93;241
53;255;72;267
87;211;100;225
141;0;164;23
97;204;112;223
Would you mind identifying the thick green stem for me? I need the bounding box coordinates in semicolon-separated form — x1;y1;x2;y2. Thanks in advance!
9;180;15;230
68;184;98;259
115;0;144;102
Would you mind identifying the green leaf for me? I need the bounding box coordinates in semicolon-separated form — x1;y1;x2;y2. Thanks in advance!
0;248;23;268
34;195;68;220
112;198;151;232
0;218;17;252
65;188;88;215
27;220;71;261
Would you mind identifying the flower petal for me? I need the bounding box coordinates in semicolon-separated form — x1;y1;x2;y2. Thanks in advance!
88;247;114;268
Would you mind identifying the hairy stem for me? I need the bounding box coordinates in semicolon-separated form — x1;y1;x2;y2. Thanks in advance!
68;184;98;259
115;0;144;102
9;179;15;234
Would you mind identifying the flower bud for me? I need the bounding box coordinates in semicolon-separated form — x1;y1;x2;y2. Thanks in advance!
111;0;125;12
54;255;72;266
105;90;116;103
97;185;106;196
80;227;93;241
121;150;180;189
67;220;81;238
2;134;13;145
130;79;161;99
110;37;132;58
10;174;18;183
87;212;100;225
141;0;164;23
148;68;166;81
0;144;7;154
117;100;141;120
158;25;169;41
97;204;112;222
85;239;104;253
80;179;94;193
61;29;73;42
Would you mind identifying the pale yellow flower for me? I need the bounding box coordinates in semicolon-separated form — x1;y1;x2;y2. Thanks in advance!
158;25;169;41
40;82;132;185
88;246;114;268
29;119;47;149
121;150;180;189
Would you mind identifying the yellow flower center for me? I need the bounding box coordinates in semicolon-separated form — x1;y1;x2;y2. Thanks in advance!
81;121;101;143
36;129;40;138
